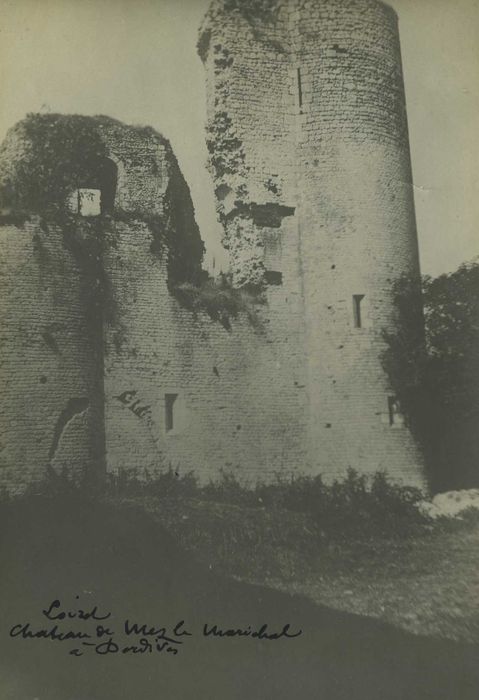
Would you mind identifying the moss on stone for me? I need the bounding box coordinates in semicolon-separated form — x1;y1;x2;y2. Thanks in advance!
0;113;205;289
173;274;265;331
0;114;109;215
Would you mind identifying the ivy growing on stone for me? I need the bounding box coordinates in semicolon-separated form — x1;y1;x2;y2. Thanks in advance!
0;113;264;333
205;111;245;179
174;273;266;331
381;263;479;491
0;113;205;292
0;113;110;215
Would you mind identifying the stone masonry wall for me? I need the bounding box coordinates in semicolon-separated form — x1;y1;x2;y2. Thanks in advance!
0;113;309;492
0;0;428;492
0;220;103;493
103;221;309;484
199;0;426;487
0;115;205;492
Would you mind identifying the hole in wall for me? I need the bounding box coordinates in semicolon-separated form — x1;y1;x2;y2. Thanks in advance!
264;270;283;286
165;393;178;432
215;184;233;201
41;330;59;354
353;294;365;328
69;189;102;216
296;67;303;111
67;157;118;216
387;396;405;427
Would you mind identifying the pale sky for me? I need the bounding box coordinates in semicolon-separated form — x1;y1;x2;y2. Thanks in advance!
0;0;477;276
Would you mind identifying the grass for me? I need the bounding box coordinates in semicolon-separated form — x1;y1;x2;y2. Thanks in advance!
133;496;479;644
17;466;479;644
2;494;478;699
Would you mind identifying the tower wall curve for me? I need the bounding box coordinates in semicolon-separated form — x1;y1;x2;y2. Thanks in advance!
200;0;426;485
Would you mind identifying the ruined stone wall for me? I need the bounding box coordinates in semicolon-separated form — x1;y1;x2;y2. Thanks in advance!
0;0;429;494
0;115;205;493
103;222;309;484
199;0;426;486
0;220;103;492
0;113;309;492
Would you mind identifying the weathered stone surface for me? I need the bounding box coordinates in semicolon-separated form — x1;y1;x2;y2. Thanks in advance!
0;115;205;490
0;0;427;492
199;0;426;486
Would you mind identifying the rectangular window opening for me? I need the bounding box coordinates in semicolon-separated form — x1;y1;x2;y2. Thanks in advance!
388;396;403;427
296;67;303;111
165;393;178;432
68;188;102;216
353;294;365;328
265;270;283;286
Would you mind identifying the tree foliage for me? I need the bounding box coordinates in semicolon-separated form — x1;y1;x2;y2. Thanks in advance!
382;262;479;491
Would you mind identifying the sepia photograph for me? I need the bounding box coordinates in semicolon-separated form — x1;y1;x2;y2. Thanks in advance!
0;0;478;697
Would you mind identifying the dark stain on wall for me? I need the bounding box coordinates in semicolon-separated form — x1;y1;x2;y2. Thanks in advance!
225;202;296;228
48;397;89;461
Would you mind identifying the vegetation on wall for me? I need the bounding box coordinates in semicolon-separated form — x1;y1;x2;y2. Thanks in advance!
0;113;267;340
223;0;279;22
160;147;205;287
381;273;431;461
173;272;265;331
0;113;205;290
206;111;245;179
0;113;109;215
382;262;479;491
198;0;284;63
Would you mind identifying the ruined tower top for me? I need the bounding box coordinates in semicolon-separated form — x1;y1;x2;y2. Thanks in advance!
0;114;205;286
198;0;425;487
198;0;412;287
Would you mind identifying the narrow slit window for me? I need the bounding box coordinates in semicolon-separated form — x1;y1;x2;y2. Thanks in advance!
296;67;303;111
165;393;178;432
388;396;404;427
265;270;283;286
353;294;365;328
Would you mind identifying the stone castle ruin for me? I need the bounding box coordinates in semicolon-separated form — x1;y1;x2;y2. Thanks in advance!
0;0;426;494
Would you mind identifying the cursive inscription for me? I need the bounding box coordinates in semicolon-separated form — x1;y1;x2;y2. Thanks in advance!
8;597;303;658
203;623;302;640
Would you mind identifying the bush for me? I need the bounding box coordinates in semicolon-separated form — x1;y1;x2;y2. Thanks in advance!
312;470;426;538
382;263;479;490
107;466;199;500
187;467;427;538
173;273;265;330
201;469;259;505
21;466;429;540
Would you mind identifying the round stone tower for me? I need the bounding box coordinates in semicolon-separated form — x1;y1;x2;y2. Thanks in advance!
199;0;426;486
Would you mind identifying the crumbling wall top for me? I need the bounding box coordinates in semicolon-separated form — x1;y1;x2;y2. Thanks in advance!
0;113;205;287
198;0;397;59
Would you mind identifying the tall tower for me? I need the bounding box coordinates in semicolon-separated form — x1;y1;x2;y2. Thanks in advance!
199;0;426;486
